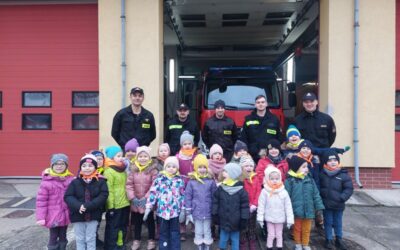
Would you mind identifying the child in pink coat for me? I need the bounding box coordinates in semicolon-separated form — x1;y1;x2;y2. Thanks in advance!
36;153;74;250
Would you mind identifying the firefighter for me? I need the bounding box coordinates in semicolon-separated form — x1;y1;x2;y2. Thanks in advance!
294;92;336;148
202;100;238;161
165;103;200;155
240;95;283;161
111;87;156;149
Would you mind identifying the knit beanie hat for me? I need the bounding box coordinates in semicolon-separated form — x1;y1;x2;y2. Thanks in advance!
266;139;281;154
223;163;242;180
321;149;340;165
239;155;255;167
287;155;307;173
80;154;98;169
50;153;69;167
164;156;180;170
299;139;313;150
180;130;194;145
125;138;139;152
90;150;104;159
136;146;151;157
193;154;209;172
234;140;248;153
286;125;301;139
158;143;171;154
210;144;223;157
105;145;122;159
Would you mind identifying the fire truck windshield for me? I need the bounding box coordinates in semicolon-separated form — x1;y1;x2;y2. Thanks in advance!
205;78;280;109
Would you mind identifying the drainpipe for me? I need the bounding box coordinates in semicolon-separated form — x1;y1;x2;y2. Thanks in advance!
121;0;127;108
353;0;363;188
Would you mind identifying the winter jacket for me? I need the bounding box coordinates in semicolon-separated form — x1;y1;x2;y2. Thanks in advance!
36;170;74;228
212;182;250;232
103;166;130;210
146;173;185;220
319;168;353;210
125;160;159;213
243;175;262;207
64;176;108;223
256;157;289;183
240;110;283;159
257;188;294;224
185;177;217;220
202;115;238;159
166;115;200;155
111;105;156;148
285;174;324;219
294;110;336;148
176;151;197;184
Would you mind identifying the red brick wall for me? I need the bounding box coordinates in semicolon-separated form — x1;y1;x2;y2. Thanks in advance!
347;168;392;189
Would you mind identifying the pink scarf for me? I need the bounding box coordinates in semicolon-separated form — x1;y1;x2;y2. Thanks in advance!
208;158;226;178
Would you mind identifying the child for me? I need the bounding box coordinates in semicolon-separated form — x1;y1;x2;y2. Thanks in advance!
36;153;74;250
282;125;303;157
103;145;131;250
144;156;185;250
257;165;294;250
185;154;217;250
230;140;248;164
156;143;171;171
177;130;198;184
125;138;139;161
240;156;261;250
126;146;159;250
257;139;289;183
296;140;322;189
208;144;227;183
319;150;353;250
212;163;249;250
64;154;109;250
285;155;325;250
91;150;105;174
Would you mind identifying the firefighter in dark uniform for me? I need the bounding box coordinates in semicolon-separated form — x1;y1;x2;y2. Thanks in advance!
165;103;200;155
111;87;156;149
202;100;238;161
294;92;336;148
241;95;283;161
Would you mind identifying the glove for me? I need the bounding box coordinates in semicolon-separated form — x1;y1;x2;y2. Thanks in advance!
287;223;293;230
108;209;115;217
212;215;219;225
179;211;186;223
257;220;264;228
132;198;147;208
250;205;257;213
240;219;248;231
185;214;194;225
36;220;45;226
316;210;324;225
143;208;151;221
344;146;351;152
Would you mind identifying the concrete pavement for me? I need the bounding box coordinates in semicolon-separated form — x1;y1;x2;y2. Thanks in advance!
0;179;399;249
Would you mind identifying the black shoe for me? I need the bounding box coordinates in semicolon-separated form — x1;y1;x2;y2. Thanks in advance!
96;237;104;247
335;238;347;250
324;239;334;249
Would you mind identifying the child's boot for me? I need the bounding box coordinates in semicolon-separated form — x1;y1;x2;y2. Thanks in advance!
146;240;156;250
47;243;59;250
294;244;302;250
203;244;211;250
335;238;347;250
324;239;334;249
239;240;247;249
197;244;204;250
58;241;67;250
131;240;141;250
249;239;257;250
302;245;311;250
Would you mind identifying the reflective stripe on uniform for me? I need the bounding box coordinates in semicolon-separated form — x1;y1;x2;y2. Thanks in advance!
266;129;277;135
142;123;151;128
246;120;260;126
169;124;183;130
223;130;232;135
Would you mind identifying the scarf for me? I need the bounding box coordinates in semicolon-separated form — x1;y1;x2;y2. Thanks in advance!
222;178;237;186
208;158;226;175
286;139;304;150
134;159;152;173
265;180;284;196
160;170;179;179
297;152;314;168
188;171;211;184
157;155;168;163
80;170;99;182
244;171;257;184
288;169;305;179
179;148;197;158
268;155;283;165
104;158;125;172
323;163;342;176
48;168;73;177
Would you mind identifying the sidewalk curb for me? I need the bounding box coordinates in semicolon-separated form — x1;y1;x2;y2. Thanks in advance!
344;230;389;250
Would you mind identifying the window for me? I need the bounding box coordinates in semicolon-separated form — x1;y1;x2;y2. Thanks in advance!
72;114;99;130
22;92;51;107
72;92;99;107
396;91;400;107
22;114;51;130
396;115;400;131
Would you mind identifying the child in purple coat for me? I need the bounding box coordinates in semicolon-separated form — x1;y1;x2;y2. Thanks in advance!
185;154;217;250
36;153;74;250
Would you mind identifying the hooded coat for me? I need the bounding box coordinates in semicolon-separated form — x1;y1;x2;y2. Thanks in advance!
185;177;217;220
319;168;353;210
256;157;289;183
36;169;74;228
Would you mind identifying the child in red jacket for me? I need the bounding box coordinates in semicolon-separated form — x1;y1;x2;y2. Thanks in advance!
240;155;261;250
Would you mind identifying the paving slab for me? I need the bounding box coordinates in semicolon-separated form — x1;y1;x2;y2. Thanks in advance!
14;183;40;197
346;190;380;206
361;189;400;207
0;183;22;198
